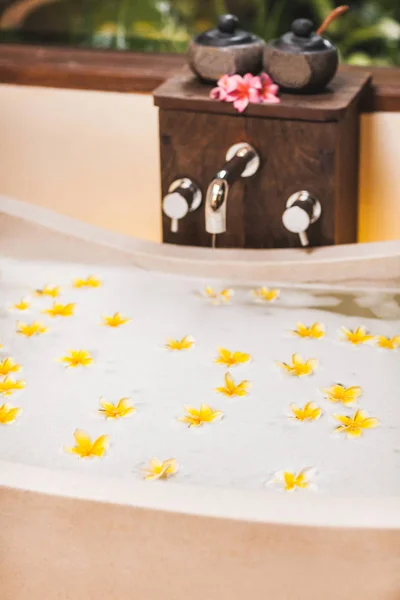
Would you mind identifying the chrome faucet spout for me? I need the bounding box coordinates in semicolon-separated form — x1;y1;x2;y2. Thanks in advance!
205;177;229;234
205;143;260;236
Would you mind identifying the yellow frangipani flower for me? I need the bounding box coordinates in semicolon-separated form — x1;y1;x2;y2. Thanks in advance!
165;335;195;351
376;335;400;350
272;468;316;492
65;429;109;458
0;403;22;424
289;402;322;422
178;404;223;427
334;409;380;438
0;376;26;397
341;326;374;345
13;298;30;311
35;285;60;298
60;350;93;368
43;302;75;317
277;353;318;377
214;347;251;367
17;321;48;337
204;286;234;305
99;397;136;419
321;384;362;406
73;275;102;288
252;287;280;303
215;372;251;398
0;357;22;377
143;458;178;481
102;312;130;328
292;322;325;339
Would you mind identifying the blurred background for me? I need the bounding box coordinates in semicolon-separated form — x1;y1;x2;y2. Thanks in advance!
0;0;399;66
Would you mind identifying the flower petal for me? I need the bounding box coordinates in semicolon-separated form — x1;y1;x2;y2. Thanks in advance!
183;405;200;418
73;429;92;450
292;353;303;365
333;414;352;425
361;418;380;429
224;372;235;391
233;97;249;113
347;428;362;438
306;359;319;370
91;435;109;456
117;398;133;411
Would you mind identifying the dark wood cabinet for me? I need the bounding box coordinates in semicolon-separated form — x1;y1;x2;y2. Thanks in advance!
154;70;370;249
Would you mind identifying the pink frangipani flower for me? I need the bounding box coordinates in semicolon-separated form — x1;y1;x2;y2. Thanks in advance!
209;72;280;112
259;73;280;104
210;74;231;101
225;73;262;113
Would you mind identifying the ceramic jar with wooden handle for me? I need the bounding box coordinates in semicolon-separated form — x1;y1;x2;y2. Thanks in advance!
188;14;266;83
263;19;339;93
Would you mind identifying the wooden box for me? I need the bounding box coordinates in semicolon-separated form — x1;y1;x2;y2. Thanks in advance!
154;70;370;249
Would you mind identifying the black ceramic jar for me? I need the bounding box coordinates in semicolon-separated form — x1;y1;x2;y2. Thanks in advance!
188;14;266;83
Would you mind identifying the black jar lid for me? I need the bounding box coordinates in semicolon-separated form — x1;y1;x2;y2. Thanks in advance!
274;19;332;52
193;14;259;47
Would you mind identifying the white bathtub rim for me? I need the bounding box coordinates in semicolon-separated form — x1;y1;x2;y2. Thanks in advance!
1;460;399;530
1;195;399;289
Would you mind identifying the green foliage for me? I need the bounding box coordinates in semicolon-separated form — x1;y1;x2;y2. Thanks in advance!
226;0;400;65
0;0;399;64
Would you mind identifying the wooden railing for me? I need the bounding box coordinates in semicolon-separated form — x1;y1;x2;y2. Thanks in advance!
0;43;399;112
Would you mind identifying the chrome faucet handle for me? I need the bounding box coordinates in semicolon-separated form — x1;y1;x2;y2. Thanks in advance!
224;143;260;178
163;178;202;233
205;143;260;235
282;191;321;247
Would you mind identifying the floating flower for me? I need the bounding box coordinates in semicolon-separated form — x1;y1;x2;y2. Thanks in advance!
289;402;322;422
143;458;178;481
73;275;102;288
102;312;130;328
0;403;22;424
35;285;60;298
12;298;30;311
17;321;48;337
65;429;109;458
333;409;380;438
99;397;136;419
341;326;374;345
376;335;400;350
165;336;195;351
292;322;325;339
321;384;362;406
60;350;93;368
178;404;223;427
0;357;22;376
43;302;75;317
277;353;318;377
0;376;26;397
215;373;251;398
271;468;316;492
252;287;280;303
214;347;251;368
204;286;234;305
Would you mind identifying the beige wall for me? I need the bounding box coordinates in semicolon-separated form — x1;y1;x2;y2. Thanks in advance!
0;83;399;243
359;112;400;242
0;84;161;242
